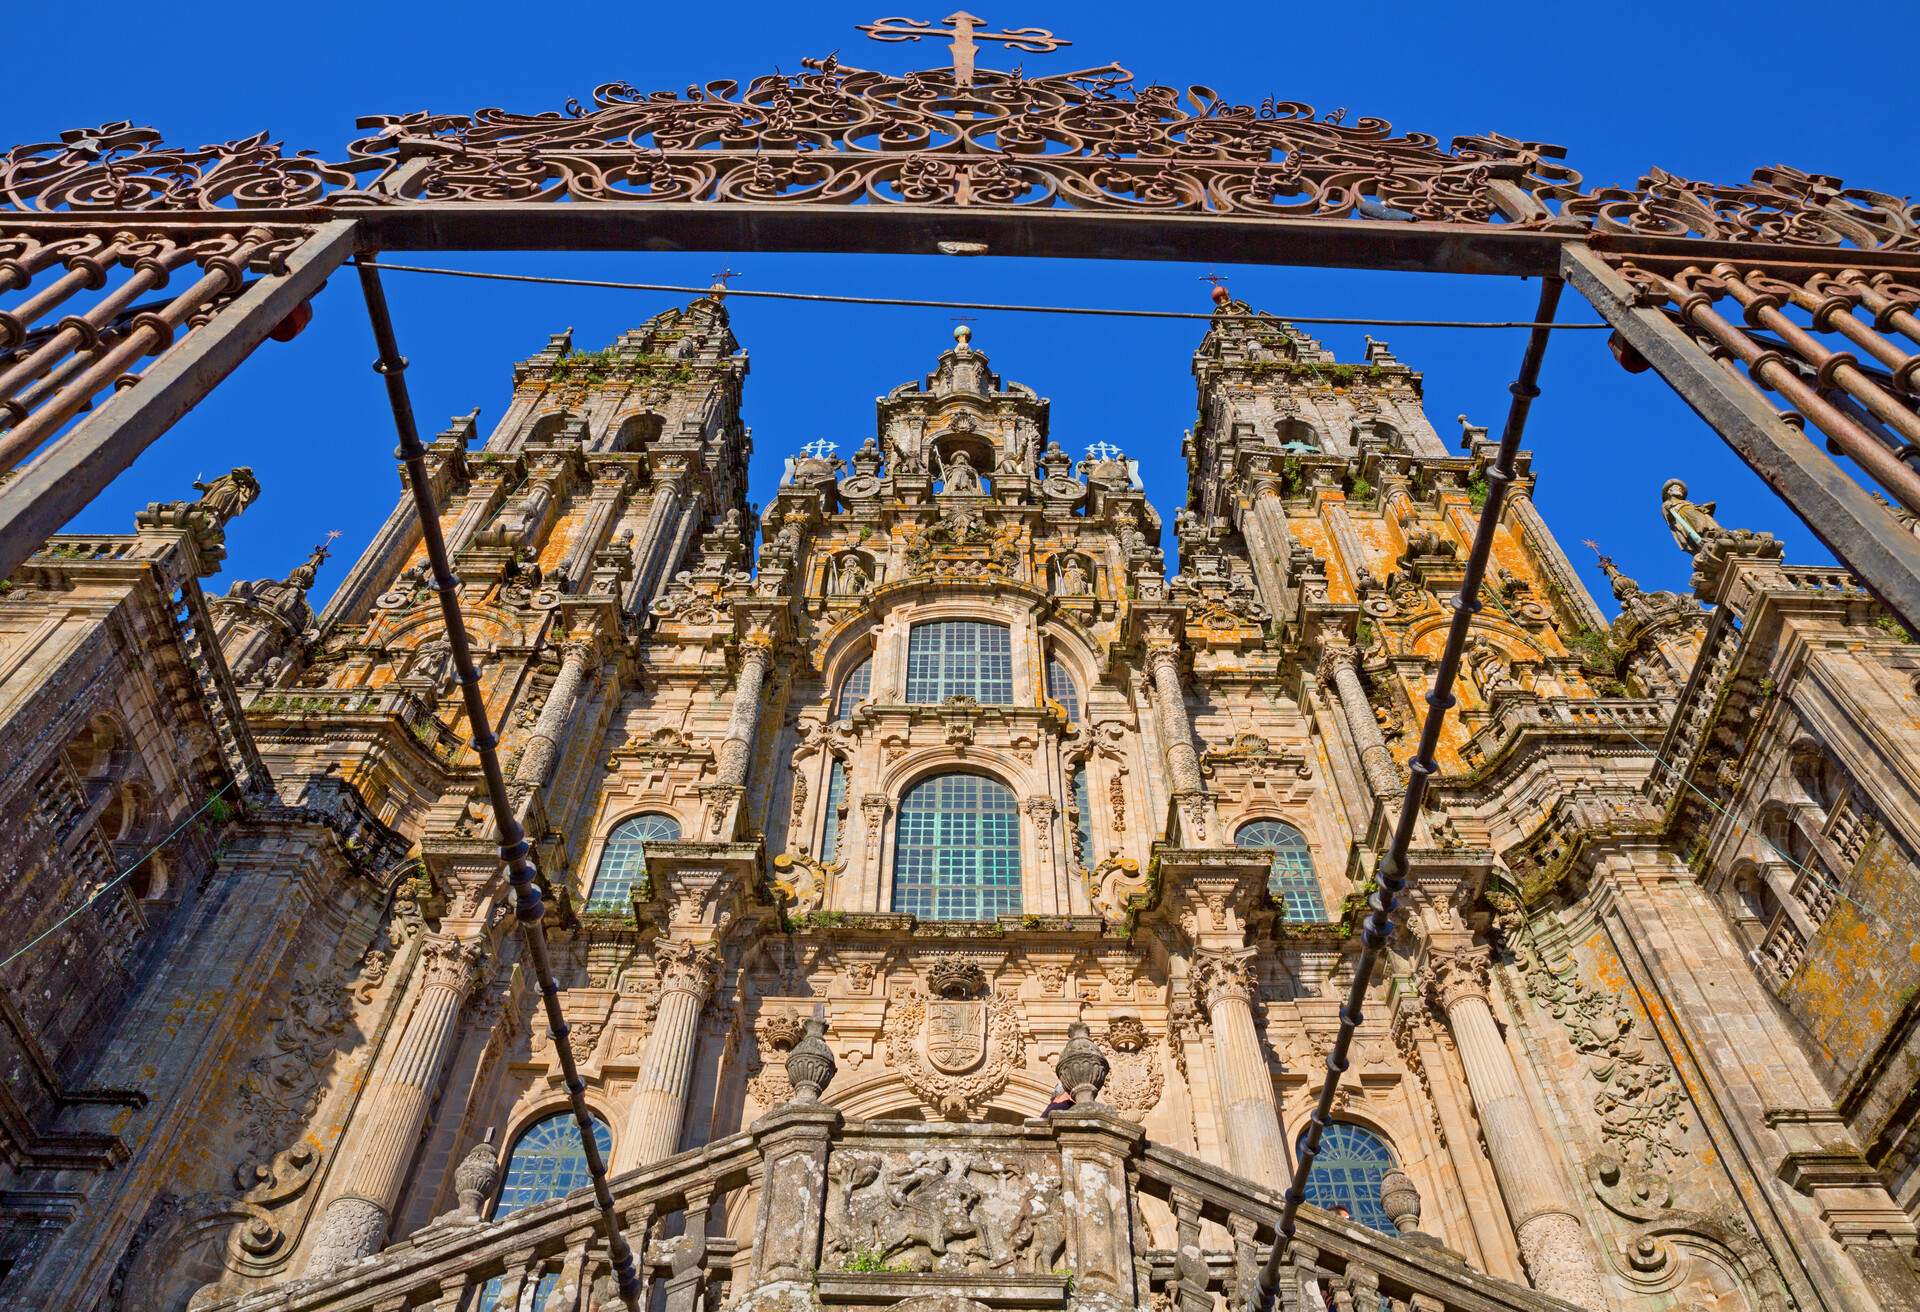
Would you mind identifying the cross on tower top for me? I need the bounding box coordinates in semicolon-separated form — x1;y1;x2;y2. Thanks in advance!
857;12;1071;87
709;266;742;296
1085;441;1125;462
800;439;839;459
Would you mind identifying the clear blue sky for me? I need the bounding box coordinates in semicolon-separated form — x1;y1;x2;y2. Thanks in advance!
12;1;1914;610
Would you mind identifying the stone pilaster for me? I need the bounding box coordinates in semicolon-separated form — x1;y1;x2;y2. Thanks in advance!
1053;1108;1145;1312
306;933;484;1275
561;463;633;588
614;938;721;1170
1423;943;1609;1307
1141;614;1213;845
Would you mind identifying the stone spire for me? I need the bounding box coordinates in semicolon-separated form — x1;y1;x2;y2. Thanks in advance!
283;531;339;594
1584;540;1641;605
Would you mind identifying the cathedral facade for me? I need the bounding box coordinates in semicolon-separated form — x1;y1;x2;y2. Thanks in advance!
2;289;1918;1312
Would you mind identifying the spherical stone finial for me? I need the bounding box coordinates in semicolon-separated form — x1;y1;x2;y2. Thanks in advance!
953;322;973;348
1379;1165;1422;1235
784;1015;837;1104
1211;283;1231;307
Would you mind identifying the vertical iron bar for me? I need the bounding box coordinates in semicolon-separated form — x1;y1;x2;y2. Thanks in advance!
1252;276;1564;1307
355;262;644;1312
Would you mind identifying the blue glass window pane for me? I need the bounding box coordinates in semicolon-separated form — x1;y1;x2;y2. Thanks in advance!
892;773;1021;920
835;656;872;720
473;1272;560;1312
1236;820;1326;923
1298;1123;1397;1233
494;1114;613;1218
821;758;849;864
1046;656;1080;723
905;621;1013;704
584;814;679;913
1071;765;1094;868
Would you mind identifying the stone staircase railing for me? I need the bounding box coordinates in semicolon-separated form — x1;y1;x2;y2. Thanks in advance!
198;1104;1581;1312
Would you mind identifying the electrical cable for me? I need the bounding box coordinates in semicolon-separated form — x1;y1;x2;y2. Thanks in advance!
351;259;1612;331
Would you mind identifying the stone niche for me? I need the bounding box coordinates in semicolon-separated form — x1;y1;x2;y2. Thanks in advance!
822;1133;1065;1277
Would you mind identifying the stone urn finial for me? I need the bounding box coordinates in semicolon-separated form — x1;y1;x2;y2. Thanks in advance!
784;1016;837;1104
1379;1165;1422;1237
1055;1021;1110;1106
453;1130;499;1219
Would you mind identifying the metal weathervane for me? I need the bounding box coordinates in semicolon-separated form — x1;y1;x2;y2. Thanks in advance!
856;11;1072;86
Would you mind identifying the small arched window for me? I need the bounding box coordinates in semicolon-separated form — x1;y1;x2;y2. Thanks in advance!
584;813;679;913
835;654;873;720
893;773;1021;920
1236;820;1326;922
906;621;1013;704
1299;1123;1396;1233
1046;655;1080;723
494;1113;614;1217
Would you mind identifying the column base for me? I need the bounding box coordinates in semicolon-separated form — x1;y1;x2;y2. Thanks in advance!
1516;1209;1609;1309
304;1194;390;1277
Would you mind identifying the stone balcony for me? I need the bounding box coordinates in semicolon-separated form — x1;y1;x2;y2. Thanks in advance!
199;1107;1578;1312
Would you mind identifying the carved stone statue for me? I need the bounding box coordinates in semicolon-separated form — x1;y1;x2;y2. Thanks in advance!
191;466;261;530
938;449;982;494
1465;635;1518;698
837;553;872;595
1661;478;1728;555
1056;554;1091;596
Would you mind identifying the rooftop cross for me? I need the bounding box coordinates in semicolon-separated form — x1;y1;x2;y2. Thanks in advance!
1085;441;1124;462
800;439;839;459
856;12;1071;88
709;266;742;296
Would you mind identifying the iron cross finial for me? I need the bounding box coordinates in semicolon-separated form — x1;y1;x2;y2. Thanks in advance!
710;266;742;295
1085;441;1124;462
800;439;839;459
857;12;1071;87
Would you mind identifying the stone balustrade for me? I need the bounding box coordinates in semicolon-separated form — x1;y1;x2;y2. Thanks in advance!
246;685;463;761
197;1112;1580;1312
1459;694;1668;771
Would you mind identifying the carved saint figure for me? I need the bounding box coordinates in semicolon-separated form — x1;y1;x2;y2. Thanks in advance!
938;449;983;494
1661;478;1727;555
190;466;260;529
836;553;872;595
1465;635;1518;698
1056;554;1091;596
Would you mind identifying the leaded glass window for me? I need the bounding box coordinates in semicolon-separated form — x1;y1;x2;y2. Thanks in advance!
584;813;679;913
1046;655;1080;723
1071;764;1094;868
835;655;872;720
1236;819;1326;922
820;758;849;864
1298;1122;1396;1233
494;1113;614;1218
905;621;1013;704
892;773;1021;920
475;1272;560;1312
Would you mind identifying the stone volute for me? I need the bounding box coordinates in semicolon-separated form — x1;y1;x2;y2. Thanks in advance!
1056;1020;1111;1105
783;1015;837;1103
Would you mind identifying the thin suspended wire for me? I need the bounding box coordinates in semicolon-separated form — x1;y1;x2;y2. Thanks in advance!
0;778;238;972
352;259;1611;331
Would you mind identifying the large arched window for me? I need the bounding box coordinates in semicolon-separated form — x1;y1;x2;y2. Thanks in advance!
892;773;1021;920
835;654;872;720
1236;820;1326;923
584;813;679;913
906;621;1013;704
1298;1123;1396;1232
494;1113;614;1217
1046;654;1080;723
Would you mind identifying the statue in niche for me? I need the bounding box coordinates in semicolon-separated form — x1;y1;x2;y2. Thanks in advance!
1056;554;1091;596
836;553;872;595
1661;478;1729;555
938;449;983;494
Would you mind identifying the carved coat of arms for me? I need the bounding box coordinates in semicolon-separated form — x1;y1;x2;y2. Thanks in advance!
925;999;988;1073
886;989;1024;1120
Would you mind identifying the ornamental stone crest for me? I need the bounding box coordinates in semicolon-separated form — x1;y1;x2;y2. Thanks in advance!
886;987;1025;1120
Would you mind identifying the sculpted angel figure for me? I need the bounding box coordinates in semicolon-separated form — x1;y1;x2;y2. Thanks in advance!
1661;478;1727;555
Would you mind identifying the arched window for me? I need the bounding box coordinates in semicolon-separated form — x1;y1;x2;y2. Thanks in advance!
835;654;872;720
906;621;1013;704
1046;654;1080;723
1070;764;1094;868
584;813;679;913
494;1112;614;1217
1236;820;1326;922
893;773;1021;920
1299;1123;1396;1233
820;758;849;864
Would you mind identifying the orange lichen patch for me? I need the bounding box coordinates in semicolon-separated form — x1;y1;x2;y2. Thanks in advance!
1783;837;1920;1081
1290;521;1352;603
538;509;583;574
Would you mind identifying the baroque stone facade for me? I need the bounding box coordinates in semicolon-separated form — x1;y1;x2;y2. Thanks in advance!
2;290;1918;1312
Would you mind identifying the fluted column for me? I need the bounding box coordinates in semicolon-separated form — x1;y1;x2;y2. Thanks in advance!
306;934;482;1275
717;637;774;788
444;469;512;557
1193;949;1289;1190
1319;644;1400;799
512;641;593;799
1426;945;1608;1307
1238;478;1293;620
1145;637;1204;795
561;466;630;587
614;940;720;1170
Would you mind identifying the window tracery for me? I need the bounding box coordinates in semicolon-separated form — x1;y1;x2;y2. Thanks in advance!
906;620;1013;704
1235;819;1326;922
583;813;679;913
835;655;873;720
493;1112;613;1217
892;772;1021;920
1298;1122;1397;1233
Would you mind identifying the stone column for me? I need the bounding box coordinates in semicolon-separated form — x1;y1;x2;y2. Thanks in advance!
614;939;720;1170
622;473;685;610
306;934;483;1275
1507;490;1609;632
1192;949;1289;1191
444;469;513;557
1424;945;1608;1307
1319;644;1400;799
1144;636;1204;796
511;641;593;798
1238;479;1293;619
717;637;774;789
561;466;630;588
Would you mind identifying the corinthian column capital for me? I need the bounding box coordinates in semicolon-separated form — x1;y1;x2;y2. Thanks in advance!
1191;948;1258;1016
418;933;485;994
1423;943;1493;1013
1316;639;1360;690
654;938;722;1002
